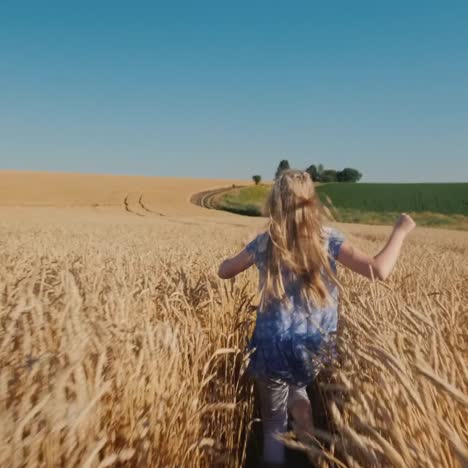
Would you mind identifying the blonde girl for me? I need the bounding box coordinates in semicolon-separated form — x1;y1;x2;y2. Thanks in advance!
218;170;415;468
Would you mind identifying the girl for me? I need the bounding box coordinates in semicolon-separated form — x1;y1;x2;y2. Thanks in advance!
218;170;416;468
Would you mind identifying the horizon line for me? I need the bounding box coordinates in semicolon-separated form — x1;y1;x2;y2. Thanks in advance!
0;168;466;184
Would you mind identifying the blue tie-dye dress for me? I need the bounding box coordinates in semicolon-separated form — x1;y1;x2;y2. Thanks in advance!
245;227;345;386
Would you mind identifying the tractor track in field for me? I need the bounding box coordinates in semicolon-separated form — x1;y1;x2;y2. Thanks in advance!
190;186;242;210
138;194;152;213
123;194;144;217
123;193;166;217
123;188;252;228
138;194;165;217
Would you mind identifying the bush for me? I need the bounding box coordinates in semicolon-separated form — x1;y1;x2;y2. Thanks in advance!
320;169;338;182
337;168;362;182
306;165;319;181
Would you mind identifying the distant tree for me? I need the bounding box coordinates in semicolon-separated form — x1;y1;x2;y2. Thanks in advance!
317;164;324;178
252;175;262;185
306;165;319;182
320;169;338;183
337;168;362;182
275;160;290;180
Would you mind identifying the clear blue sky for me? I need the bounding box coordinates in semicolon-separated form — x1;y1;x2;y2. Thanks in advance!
1;1;467;182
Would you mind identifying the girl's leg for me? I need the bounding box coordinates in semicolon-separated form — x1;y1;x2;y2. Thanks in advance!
256;377;289;467
288;389;322;465
288;385;314;437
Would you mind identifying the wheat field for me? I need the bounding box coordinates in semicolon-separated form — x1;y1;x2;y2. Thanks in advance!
0;171;467;467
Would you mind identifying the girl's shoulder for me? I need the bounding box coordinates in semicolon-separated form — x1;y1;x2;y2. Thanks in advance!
323;226;346;259
322;225;344;238
246;227;346;262
245;231;269;265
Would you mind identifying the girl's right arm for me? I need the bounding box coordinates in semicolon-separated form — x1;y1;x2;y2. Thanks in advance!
337;213;416;281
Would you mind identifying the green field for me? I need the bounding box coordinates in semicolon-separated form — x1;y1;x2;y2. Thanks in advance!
215;183;468;229
318;183;468;215
217;184;271;216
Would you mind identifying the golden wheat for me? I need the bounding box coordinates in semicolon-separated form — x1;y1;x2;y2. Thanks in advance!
0;173;467;467
0;216;258;467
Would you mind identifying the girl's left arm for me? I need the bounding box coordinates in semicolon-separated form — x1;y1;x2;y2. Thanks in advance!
218;249;255;279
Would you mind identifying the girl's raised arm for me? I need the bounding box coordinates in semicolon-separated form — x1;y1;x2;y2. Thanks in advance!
218;248;255;279
337;213;416;281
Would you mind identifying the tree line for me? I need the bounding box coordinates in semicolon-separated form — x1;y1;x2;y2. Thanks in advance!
252;160;362;185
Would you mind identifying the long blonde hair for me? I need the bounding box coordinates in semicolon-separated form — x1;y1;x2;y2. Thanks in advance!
261;169;336;309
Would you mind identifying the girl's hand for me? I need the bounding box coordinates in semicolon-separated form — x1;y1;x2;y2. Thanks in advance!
394;213;416;235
